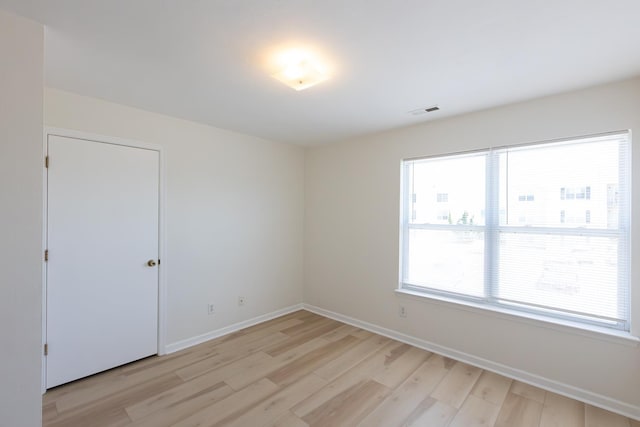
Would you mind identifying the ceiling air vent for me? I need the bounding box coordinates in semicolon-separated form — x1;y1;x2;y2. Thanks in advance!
409;105;440;116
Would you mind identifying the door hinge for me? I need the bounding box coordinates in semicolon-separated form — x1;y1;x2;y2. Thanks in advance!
44;249;49;262
45;156;49;168
44;343;48;356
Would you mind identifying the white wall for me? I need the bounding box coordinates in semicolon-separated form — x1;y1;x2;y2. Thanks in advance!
0;10;44;427
45;88;305;347
305;76;640;418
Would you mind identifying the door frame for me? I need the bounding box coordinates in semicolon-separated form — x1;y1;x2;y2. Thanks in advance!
42;127;167;392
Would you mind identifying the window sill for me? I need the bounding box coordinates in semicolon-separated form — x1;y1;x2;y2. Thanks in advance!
395;288;640;347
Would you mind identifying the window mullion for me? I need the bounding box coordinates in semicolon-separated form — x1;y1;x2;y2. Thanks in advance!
484;149;500;302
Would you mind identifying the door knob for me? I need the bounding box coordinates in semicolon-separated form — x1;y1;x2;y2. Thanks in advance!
147;260;157;267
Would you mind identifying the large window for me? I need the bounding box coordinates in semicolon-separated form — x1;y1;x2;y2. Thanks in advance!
400;132;630;331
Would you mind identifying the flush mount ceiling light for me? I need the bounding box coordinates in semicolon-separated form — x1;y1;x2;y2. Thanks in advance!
271;49;329;91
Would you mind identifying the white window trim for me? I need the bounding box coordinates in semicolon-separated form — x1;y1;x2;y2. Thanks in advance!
399;131;631;334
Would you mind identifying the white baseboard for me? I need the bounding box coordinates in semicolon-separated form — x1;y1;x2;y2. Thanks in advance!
164;303;304;354
302;304;640;421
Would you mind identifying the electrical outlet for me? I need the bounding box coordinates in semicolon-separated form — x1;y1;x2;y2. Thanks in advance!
399;305;407;318
208;304;215;315
238;296;246;306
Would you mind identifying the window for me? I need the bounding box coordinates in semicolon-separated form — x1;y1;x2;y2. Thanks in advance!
561;186;591;200
401;132;630;331
436;210;450;222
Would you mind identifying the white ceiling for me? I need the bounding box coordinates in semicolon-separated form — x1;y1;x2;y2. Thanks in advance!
2;1;640;145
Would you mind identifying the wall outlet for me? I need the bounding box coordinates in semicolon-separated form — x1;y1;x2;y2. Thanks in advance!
238;296;246;306
207;304;215;315
399;305;407;318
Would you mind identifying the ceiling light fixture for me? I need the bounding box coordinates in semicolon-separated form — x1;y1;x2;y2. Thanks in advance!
271;49;329;91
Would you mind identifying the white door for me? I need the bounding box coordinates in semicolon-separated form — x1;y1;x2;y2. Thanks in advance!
46;134;160;388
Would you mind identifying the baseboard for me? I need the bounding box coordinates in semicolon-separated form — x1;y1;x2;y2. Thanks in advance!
302;304;640;421
164;303;304;354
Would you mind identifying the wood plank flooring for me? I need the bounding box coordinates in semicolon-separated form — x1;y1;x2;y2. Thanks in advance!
43;310;638;427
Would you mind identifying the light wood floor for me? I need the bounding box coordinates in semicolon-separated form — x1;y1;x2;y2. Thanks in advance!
43;310;639;427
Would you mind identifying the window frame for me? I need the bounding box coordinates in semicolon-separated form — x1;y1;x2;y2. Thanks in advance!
399;131;631;332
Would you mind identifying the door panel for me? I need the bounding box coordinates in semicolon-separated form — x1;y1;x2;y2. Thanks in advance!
46;135;159;388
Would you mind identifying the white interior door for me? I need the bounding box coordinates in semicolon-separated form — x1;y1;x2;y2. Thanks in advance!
46;134;160;388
